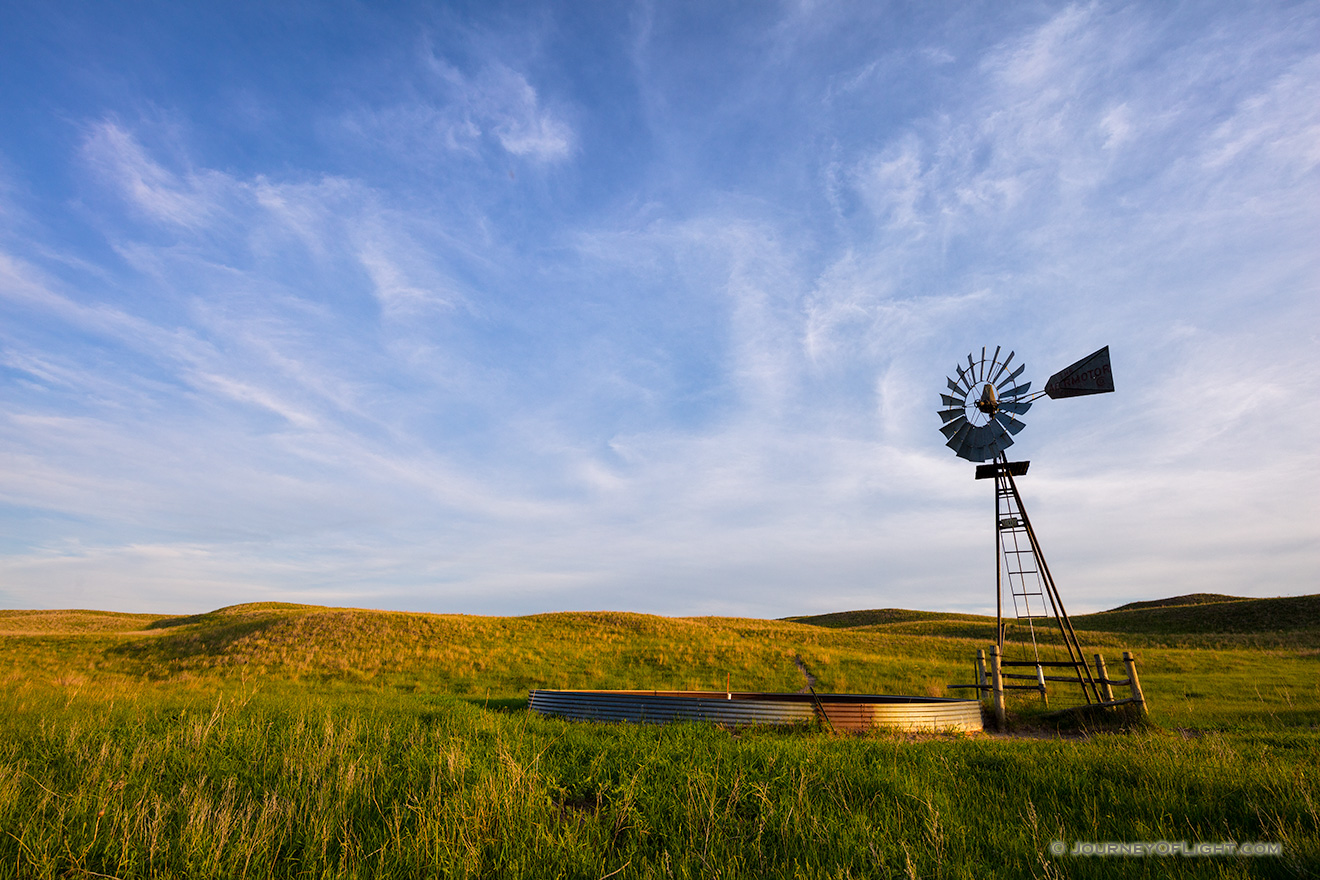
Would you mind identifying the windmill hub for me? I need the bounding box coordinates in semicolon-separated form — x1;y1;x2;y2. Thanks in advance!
975;383;998;415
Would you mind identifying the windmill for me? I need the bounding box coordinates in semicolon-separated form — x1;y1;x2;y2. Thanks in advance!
939;346;1114;704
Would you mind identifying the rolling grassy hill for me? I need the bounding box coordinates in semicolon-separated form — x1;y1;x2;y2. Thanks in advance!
2;594;1314;719
1072;593;1320;635
1106;593;1248;611
0;608;166;634
2;596;1318;877
1;601;1000;698
781;607;992;628
786;593;1320;646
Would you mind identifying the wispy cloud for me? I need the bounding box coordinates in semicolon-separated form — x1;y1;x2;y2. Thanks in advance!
344;52;575;166
470;63;575;160
81;121;227;228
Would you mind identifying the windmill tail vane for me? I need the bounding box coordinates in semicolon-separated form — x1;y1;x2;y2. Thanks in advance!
1044;346;1114;399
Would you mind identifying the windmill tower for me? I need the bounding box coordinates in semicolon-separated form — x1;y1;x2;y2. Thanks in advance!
938;346;1114;705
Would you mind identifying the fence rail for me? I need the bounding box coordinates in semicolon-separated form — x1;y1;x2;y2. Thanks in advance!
949;648;1146;729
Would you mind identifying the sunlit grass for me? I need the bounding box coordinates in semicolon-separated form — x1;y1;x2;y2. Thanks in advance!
1;602;1317;877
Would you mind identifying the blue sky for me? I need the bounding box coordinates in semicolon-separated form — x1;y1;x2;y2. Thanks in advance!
1;1;1316;617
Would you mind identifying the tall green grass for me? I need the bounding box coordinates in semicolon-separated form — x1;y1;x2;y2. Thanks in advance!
2;683;1316;879
2;603;1317;877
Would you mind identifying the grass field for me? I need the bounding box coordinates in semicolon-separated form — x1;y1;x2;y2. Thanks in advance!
1;596;1317;878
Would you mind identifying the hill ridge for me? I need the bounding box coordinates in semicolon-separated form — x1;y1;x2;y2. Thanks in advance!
1106;593;1247;612
5;593;1317;640
785;594;1319;636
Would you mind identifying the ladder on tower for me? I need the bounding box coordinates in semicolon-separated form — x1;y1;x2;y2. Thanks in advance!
985;454;1103;705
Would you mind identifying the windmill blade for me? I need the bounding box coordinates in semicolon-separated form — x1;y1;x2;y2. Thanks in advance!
955;422;1009;462
962;433;1013;462
998;400;1033;416
954;433;983;461
982;346;1001;385
1000;381;1032;399
958;444;985;462
938;407;964;424
996;362;1025;390
947;376;967;396
940;416;969;439
980;429;1015;459
978;346;987;381
940;394;962;408
988;350;1014;384
945;421;973;452
995;413;1027;435
955;363;972;389
965;424;992;447
950;421;977;450
1045;345;1114;398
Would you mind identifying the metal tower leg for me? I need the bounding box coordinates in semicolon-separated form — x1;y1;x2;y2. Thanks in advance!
995;464;1003;652
992;453;1103;705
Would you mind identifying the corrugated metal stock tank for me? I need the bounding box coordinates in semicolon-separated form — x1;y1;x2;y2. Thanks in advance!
529;690;983;733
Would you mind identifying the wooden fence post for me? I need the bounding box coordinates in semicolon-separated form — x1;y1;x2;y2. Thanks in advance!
976;649;987;700
1122;651;1147;715
1094;653;1115;702
990;644;1006;730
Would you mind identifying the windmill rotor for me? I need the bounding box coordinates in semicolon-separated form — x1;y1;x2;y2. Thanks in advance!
937;347;1034;462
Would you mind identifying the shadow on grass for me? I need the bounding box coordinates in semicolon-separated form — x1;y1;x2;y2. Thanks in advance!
1002;701;1155;737
144;603;319;631
462;696;529;713
145;613;218;631
107;607;312;673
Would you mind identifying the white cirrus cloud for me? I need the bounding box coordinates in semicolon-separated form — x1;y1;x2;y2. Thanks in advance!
352;52;577;164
